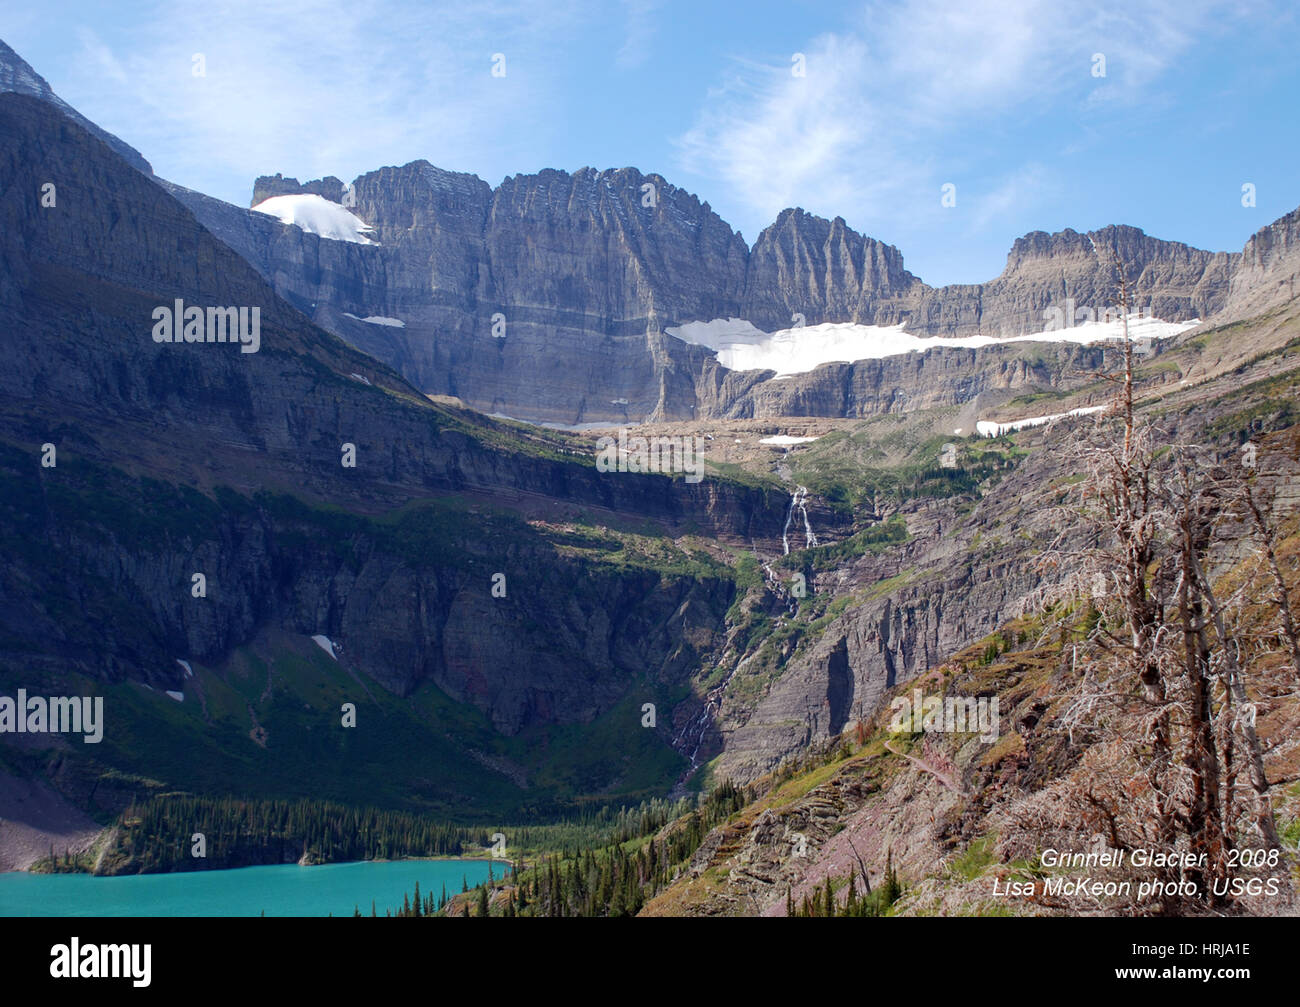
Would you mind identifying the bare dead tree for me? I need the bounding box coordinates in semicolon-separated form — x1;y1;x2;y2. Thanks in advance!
1240;471;1300;682
1002;244;1296;915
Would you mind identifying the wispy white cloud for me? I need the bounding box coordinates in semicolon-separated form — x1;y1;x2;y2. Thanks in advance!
616;0;663;69
74;28;128;86
969;163;1052;231
64;0;584;204
674;0;1249;244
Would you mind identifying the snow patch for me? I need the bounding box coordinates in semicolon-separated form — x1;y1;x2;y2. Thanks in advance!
343;312;404;327
165;690;184;702
759;435;820;446
251;194;377;244
976;405;1106;438
349;373;372;386
176;659;193;678
311;634;339;660
667;315;1198;377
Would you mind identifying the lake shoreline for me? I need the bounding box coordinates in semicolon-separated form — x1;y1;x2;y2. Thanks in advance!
15;850;519;878
0;857;508;917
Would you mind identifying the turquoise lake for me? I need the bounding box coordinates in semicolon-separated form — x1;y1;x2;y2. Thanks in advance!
0;859;503;917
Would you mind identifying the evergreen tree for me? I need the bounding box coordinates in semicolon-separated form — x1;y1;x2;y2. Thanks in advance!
882;847;902;908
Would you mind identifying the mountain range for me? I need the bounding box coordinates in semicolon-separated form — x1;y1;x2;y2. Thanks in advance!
179;157;1294;425
1;35;1297;918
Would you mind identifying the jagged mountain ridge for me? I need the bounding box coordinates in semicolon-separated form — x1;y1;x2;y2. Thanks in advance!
2;36;1290;427
227;167;1248;425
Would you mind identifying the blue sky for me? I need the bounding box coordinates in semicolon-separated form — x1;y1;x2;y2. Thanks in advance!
5;0;1298;285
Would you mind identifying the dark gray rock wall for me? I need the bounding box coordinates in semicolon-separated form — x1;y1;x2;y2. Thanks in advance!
0;92;789;735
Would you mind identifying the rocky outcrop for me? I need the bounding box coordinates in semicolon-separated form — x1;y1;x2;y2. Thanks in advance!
709;419;1087;783
700;340;1116;419
251;172;347;205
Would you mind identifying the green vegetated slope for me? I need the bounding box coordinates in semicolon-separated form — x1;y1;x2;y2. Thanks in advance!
1;632;691;809
445;315;1300;918
0;418;754;845
0;460;735;819
643;433;1300;918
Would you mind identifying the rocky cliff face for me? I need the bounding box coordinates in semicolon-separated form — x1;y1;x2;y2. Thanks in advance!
3;35;1286;428
189;165;1263;424
739;208;926;330
167;162;749;425
712;495;1052;781
909;225;1238;338
252;172;347;205
704;420;1094;783
700;340;1116;419
1221;206;1300;322
0;91;790;738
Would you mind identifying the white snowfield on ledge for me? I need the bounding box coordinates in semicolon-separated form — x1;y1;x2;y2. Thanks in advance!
666;315;1199;377
976;405;1106;438
343;312;405;327
251;194;377;244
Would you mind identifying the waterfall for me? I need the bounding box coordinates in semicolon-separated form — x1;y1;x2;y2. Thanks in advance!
782;485;818;555
673;653;755;769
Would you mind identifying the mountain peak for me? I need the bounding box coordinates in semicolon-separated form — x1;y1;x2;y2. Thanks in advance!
0;37;151;175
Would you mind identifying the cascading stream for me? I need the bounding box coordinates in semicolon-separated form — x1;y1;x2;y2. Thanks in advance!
782;485;818;555
674;486;821;773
